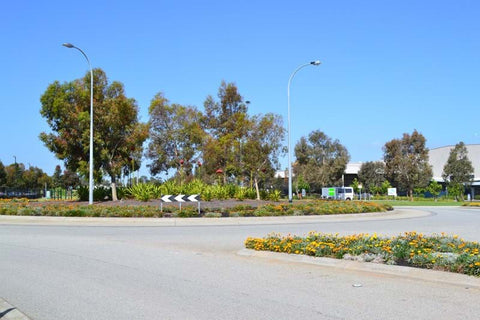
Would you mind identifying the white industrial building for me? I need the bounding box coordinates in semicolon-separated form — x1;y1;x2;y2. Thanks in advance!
429;144;480;184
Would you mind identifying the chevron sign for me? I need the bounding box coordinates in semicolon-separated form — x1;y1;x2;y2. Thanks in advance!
160;194;200;203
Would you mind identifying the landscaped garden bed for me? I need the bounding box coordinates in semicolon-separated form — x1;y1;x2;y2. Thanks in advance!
245;231;480;277
0;199;392;217
462;202;480;207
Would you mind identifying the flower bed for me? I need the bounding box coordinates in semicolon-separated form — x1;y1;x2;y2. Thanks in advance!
462;202;480;207
0;199;392;217
245;231;480;277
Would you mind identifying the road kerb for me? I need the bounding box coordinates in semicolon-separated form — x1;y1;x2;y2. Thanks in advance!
0;208;430;226
238;249;480;289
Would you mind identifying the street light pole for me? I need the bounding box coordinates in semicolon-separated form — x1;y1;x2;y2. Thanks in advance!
287;60;321;203
63;43;94;205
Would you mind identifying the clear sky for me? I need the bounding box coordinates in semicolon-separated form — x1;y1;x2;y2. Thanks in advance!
1;0;479;177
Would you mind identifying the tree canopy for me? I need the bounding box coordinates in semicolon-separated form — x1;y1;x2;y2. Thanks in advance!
358;161;386;193
294;130;350;191
383;130;432;200
145;82;285;194
39;68;148;200
442;141;474;200
1;162;50;189
0;161;6;186
146;92;205;180
241;113;285;199
202;81;251;183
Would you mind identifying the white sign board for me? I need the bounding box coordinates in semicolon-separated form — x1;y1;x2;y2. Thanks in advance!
387;188;397;196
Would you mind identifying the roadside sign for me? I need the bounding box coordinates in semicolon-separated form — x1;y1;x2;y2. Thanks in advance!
160;194;201;214
388;188;397;196
329;188;335;197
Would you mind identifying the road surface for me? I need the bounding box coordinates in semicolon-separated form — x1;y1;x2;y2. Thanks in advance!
1;207;479;319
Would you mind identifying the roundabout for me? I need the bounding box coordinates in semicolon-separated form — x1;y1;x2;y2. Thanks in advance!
1;206;479;319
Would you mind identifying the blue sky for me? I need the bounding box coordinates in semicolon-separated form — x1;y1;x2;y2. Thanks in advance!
1;0;479;177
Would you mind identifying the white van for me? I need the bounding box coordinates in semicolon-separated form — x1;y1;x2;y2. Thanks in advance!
321;187;354;200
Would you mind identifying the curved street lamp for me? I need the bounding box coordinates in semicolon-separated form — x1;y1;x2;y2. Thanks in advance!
63;43;94;205
287;60;321;203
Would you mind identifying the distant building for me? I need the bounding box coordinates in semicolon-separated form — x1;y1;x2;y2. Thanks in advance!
343;162;363;186
429;144;480;197
429;145;480;183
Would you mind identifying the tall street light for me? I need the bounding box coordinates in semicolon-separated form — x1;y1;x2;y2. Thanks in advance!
287;60;321;203
63;43;94;205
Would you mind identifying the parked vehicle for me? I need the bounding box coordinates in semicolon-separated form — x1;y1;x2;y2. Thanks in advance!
321;187;354;200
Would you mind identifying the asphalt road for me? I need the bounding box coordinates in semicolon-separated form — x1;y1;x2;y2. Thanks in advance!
1;207;480;319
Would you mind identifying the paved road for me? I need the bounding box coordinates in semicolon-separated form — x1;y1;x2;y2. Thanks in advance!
1;207;480;319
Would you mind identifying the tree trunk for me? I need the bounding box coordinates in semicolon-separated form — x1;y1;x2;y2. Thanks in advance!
254;177;260;200
409;189;413;201
111;176;118;202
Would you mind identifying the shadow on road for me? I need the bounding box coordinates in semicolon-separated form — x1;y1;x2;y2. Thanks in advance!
0;307;16;318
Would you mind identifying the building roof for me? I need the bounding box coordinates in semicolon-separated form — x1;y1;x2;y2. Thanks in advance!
345;162;363;174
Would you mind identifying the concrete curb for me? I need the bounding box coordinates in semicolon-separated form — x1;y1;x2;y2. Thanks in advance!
0;208;430;226
238;249;480;289
0;298;31;320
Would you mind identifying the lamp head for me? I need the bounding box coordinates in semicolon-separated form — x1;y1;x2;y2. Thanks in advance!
62;43;74;48
310;60;321;66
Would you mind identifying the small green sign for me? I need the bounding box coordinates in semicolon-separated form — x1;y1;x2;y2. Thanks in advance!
328;188;335;196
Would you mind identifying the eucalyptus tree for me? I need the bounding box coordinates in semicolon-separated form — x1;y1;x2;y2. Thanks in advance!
294;130;350;191
146;92;205;182
383;130;432;200
202;81;251;183
0;161;6;186
242;113;285;199
39;68;148;201
358;161;386;193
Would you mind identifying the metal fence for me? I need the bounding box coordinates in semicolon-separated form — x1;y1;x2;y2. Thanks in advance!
0;187;76;200
46;189;75;200
0;187;44;199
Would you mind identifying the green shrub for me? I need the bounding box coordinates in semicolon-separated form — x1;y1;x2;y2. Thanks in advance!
225;184;238;198
204;212;222;218
259;190;269;200
77;186;88;201
268;190;282;202
234;187;248;201
126;183;161;201
161;180;181;195
211;184;228;200
177;206;200;217
183;179;206;195
201;187;214;201
77;186;115;201
245;188;257;200
226;205;256;217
